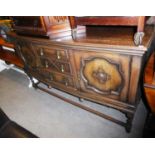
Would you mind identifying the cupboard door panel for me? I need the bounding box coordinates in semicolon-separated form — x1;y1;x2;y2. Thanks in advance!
73;50;131;102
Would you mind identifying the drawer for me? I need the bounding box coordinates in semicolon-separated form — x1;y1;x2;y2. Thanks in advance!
40;57;72;74
34;44;69;61
33;69;75;88
49;72;74;88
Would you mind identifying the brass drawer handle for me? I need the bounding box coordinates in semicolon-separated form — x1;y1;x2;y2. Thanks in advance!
61;64;64;72
65;80;68;86
45;61;49;68
57;51;61;60
40;48;44;56
50;74;54;81
62;78;68;86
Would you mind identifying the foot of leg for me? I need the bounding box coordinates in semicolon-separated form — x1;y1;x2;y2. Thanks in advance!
125;113;133;133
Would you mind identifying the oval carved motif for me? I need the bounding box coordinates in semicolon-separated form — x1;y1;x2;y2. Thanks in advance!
81;57;124;95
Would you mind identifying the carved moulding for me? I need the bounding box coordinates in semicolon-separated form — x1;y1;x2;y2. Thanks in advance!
81;57;124;95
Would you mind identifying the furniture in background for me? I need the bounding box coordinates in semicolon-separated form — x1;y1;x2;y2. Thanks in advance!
142;47;155;137
0;38;23;68
0;108;37;138
10;24;155;133
11;16;72;39
0;19;24;68
143;52;155;113
69;16;147;46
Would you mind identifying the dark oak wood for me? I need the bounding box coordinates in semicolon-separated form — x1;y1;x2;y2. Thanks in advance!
70;16;143;26
11;16;71;39
10;25;155;132
69;16;148;46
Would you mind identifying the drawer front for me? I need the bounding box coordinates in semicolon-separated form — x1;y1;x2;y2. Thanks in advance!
39;57;72;74
73;50;131;102
32;69;75;88
34;44;69;62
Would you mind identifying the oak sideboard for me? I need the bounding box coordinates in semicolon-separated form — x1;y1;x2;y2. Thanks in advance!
10;26;155;132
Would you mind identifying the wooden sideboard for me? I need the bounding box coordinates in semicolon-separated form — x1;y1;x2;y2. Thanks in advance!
10;26;155;132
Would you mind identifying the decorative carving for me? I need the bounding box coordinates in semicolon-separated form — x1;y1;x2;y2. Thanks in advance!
134;32;145;46
39;57;70;74
92;67;111;84
48;16;68;25
81;57;124;95
40;58;60;71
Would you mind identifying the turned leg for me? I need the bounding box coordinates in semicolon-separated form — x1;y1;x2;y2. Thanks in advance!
27;74;38;89
28;75;36;88
125;113;134;133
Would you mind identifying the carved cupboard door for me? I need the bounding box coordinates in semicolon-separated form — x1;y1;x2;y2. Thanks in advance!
73;50;131;102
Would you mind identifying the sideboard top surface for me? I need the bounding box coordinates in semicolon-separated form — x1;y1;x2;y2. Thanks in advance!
11;26;155;53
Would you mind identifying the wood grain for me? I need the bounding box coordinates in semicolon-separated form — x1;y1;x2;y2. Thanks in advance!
10;25;155;132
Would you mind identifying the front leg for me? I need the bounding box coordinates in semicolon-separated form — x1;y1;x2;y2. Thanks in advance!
27;76;38;88
125;113;134;133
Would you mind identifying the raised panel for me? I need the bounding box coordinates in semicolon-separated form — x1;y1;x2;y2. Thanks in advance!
73;50;131;102
82;57;123;95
